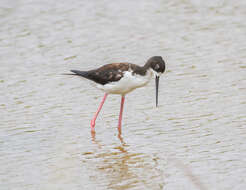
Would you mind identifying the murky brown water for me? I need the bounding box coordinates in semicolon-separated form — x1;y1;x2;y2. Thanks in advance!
1;0;246;189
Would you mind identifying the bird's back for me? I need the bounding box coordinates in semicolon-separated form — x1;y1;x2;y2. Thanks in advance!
71;62;145;85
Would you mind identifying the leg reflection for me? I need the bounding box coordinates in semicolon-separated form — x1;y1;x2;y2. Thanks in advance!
90;130;102;149
117;132;127;147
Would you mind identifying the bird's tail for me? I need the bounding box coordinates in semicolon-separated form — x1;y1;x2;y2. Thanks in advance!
62;70;90;78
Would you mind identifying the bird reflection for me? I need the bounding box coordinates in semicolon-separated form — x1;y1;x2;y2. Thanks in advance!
87;130;163;189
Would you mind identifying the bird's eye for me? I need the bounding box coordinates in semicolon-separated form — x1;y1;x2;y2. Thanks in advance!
154;64;160;70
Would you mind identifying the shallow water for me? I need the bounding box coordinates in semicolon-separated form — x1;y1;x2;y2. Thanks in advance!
1;0;246;189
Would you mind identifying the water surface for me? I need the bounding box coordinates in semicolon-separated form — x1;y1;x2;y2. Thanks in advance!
1;0;246;189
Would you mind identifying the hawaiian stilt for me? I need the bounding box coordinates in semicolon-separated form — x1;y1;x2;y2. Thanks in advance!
66;56;166;133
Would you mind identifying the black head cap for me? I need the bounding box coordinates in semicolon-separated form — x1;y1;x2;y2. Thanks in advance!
145;56;166;74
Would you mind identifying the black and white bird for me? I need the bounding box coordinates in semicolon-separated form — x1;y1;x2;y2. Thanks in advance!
66;56;166;133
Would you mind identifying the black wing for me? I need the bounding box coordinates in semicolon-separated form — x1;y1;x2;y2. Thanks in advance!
70;63;130;85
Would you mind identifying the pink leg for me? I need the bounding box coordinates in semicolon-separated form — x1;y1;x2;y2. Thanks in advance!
118;95;125;133
91;93;108;132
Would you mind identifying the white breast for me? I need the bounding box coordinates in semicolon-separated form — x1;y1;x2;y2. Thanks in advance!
96;70;153;95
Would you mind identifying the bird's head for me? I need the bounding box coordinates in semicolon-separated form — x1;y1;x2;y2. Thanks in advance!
146;56;166;75
145;56;166;107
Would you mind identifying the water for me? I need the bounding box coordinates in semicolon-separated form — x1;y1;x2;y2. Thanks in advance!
1;0;246;189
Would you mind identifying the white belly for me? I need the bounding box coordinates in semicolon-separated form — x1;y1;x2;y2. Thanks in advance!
96;70;152;95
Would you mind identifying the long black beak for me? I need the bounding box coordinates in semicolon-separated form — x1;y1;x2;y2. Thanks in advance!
155;76;159;107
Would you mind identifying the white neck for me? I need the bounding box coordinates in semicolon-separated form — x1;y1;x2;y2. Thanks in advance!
150;68;162;77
